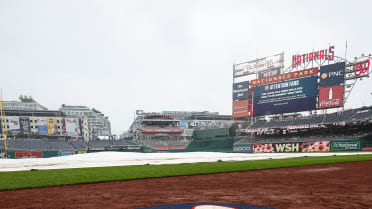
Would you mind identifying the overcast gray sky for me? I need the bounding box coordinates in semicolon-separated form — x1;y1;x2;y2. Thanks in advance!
1;0;372;135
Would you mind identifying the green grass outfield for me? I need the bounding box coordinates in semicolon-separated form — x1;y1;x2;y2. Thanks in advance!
0;154;371;191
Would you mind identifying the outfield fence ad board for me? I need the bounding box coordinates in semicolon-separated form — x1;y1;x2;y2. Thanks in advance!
233;144;253;153
15;152;43;158
251;141;330;153
331;141;361;151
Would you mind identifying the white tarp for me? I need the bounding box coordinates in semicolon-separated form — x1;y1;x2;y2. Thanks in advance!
0;152;371;172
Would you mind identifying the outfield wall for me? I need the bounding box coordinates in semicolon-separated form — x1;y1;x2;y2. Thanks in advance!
1;150;89;159
234;140;362;153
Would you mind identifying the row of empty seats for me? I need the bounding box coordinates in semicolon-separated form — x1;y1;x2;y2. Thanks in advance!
235;135;360;145
0;139;140;151
247;108;372;130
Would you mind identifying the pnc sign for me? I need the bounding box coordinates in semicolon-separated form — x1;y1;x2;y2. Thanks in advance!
319;62;345;88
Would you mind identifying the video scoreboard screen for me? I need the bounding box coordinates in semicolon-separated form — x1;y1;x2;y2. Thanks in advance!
252;76;318;116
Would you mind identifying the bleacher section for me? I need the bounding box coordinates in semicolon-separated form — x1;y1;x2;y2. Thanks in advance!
245;107;372;131
7;139;52;151
234;135;359;145
0;139;140;152
322;110;355;124
247;120;266;129
70;141;87;150
46;140;75;151
353;109;372;121
292;115;324;126
135;138;192;151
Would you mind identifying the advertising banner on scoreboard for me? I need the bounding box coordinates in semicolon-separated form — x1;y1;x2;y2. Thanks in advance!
250;67;318;87
253;76;317;116
233;81;250;101
233;53;284;77
318;85;344;109
319;62;345;88
47;118;58;135
232;100;249;118
19;117;31;134
65;118;81;136
258;68;281;79
8;117;21;134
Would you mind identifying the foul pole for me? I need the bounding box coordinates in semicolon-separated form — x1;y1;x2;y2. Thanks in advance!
0;97;7;158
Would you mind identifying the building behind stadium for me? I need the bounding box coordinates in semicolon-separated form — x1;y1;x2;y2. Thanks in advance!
0;95;111;141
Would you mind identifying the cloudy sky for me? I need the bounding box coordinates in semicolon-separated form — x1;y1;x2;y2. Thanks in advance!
1;0;372;135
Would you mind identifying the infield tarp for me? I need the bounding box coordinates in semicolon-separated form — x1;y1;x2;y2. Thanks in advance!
0;151;371;172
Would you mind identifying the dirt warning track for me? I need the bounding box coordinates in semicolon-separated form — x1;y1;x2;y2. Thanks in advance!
1;161;371;209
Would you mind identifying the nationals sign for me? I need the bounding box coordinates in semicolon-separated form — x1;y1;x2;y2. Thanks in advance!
292;46;335;68
353;59;370;76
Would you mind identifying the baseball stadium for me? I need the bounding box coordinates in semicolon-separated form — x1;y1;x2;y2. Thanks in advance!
1;45;372;209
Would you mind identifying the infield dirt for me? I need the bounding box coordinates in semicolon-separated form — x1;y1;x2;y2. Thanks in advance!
1;161;371;209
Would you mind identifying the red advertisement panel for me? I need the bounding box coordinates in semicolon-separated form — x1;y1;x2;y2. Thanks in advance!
232;100;249;118
250;67;318;87
15;152;43;158
318;85;344;109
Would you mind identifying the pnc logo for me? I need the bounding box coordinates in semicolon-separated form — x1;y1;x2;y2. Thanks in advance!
321;73;328;79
